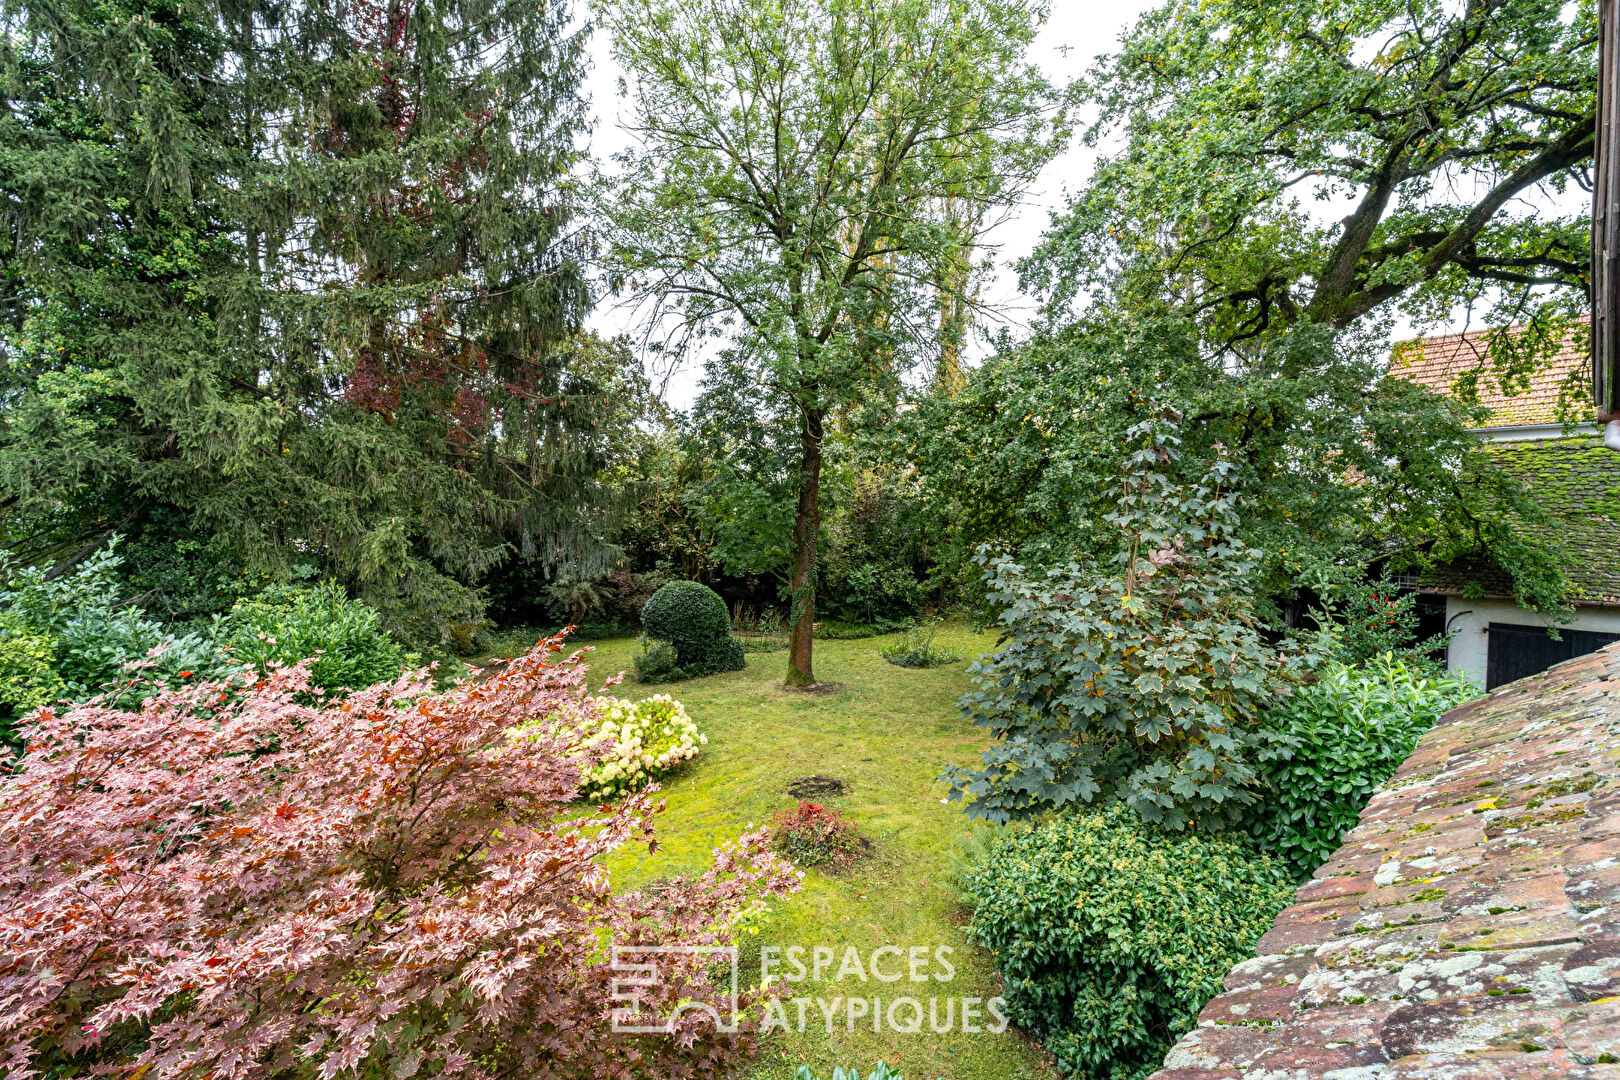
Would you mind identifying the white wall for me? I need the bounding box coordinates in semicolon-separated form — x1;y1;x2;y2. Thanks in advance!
1444;597;1620;686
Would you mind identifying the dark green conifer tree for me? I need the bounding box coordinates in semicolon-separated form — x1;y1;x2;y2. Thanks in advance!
0;0;607;640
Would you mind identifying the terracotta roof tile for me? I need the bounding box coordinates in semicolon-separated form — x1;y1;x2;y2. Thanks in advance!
1390;322;1594;428
1148;643;1620;1079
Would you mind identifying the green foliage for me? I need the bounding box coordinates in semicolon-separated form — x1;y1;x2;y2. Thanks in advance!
793;1064;902;1080
1326;578;1448;668
817;471;930;627
878;621;959;669
547;575;611;626
638;581;746;681
1249;656;1476;879
227;583;409;696
946;412;1294;830
961;806;1294;1080
0;615;61;752
119;526;274;622
1;546;229;706
905;318;1567;618
597;0;1069;681
0;0;626;645
771;800;866;870
815;618;912;640
1026;0;1592;353
633;639;682;683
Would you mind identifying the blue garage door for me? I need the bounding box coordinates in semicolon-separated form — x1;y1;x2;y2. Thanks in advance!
1486;623;1620;690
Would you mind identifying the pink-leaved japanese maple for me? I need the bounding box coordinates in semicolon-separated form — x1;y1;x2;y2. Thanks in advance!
0;633;797;1080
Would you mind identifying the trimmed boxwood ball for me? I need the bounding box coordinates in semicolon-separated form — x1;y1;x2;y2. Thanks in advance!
961;805;1294;1080
639;581;745;681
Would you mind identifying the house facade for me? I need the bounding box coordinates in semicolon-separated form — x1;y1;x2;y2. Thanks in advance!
1392;324;1620;689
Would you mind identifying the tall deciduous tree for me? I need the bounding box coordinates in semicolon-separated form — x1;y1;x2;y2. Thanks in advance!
596;0;1067;685
1026;0;1595;361
0;0;609;640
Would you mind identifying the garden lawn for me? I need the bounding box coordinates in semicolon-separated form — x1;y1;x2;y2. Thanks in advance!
488;625;1058;1080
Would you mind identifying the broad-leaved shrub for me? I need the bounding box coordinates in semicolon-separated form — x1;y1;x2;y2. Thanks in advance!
569;694;707;799
793;1064;902;1080
962;806;1293;1080
946;413;1294;829
771;800;865;869
638;581;745;681
1249;654;1476;879
0;634;798;1080
0;616;60;753
1;547;230;706
1325;576;1447;667
227;581;409;694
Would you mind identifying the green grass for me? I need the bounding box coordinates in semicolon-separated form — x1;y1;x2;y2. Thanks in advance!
490;624;1057;1080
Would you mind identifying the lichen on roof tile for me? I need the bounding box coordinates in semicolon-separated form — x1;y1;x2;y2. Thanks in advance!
1147;642;1620;1080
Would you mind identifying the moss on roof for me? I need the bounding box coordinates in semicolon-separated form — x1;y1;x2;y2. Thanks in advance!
1419;436;1620;604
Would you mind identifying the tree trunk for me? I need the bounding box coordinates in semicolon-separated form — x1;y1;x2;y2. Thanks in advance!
785;405;825;687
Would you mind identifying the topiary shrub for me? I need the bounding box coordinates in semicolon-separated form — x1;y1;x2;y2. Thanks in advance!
961;805;1294;1080
638;581;745;681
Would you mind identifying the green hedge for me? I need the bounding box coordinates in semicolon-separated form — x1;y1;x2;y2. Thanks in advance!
961;806;1293;1080
1248;655;1475;879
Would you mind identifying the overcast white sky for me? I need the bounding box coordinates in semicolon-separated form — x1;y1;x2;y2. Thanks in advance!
577;2;1574;411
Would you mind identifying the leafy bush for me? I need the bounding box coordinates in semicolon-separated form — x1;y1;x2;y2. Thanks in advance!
639;580;746;680
606;569;672;628
634;637;682;682
571;693;707;799
878;619;959;668
1;546;231;706
946;414;1294;830
772;800;866;869
1249;655;1476;879
1326;576;1447;667
815;617;911;640
794;1064;901;1080
962;806;1293;1080
0;634;799;1080
227;581;409;695
0;616;61;753
120;527;267;621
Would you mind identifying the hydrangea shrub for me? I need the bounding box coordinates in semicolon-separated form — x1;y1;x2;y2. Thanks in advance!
576;694;708;799
0;633;798;1080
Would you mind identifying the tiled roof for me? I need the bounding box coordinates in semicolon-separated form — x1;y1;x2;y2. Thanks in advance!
1150;642;1620;1079
1390;322;1593;428
1417;437;1620;605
